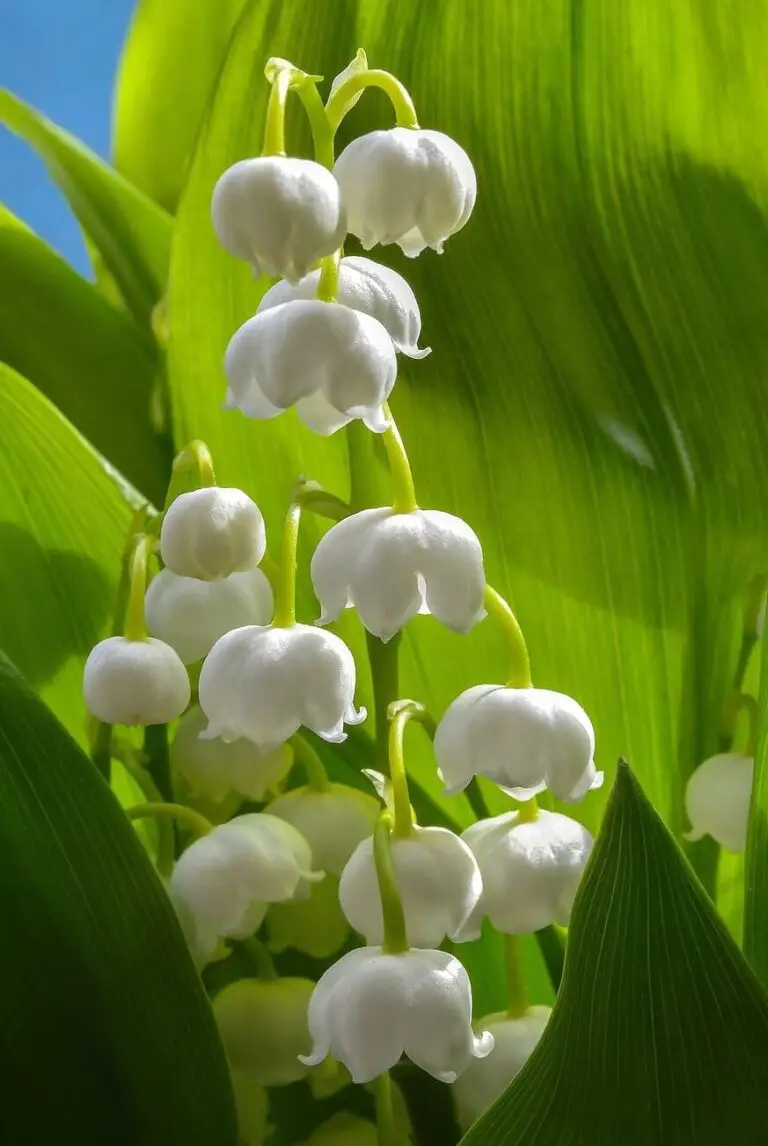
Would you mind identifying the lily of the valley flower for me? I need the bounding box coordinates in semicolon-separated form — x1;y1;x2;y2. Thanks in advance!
198;624;366;752
300;946;493;1084
169;813;322;963
170;705;292;803
224;301;397;435
435;685;602;801
211;156;347;281
684;752;755;852
453;1007;551;1129
213;976;316;1087
257;256;429;358
266;784;381;876
83;635;190;726
338;825;482;948
160;487;266;581
333;128;476;257
144;567;273;664
311;507;486;642
458;809;593;938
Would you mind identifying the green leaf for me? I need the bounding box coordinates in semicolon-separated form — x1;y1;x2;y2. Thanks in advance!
0;652;237;1145
0;88;172;323
112;0;250;212
0;205;168;503
460;763;768;1145
744;631;768;985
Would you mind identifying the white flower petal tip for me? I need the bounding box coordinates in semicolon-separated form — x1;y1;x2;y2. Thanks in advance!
225;300;397;435
310;507;486;642
213;976;316;1087
266;784;380;876
170;705;292;803
211;156;346;281
453;1007;551;1129
145;567;273;664
169;813;320;965
434;684;596;801
257;256;430;359
160;487;266;580
198;623;365;752
302;946;486;1084
460;809;593;935
339;825;482;947
83;636;190;726
684;752;754;852
333;128;476;257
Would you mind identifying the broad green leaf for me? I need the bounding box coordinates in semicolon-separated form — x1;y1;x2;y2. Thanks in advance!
112;0;250;212
0;362;147;741
0;88;172;323
0;652;237;1145
744;631;768;985
461;764;768;1145
0;205;169;503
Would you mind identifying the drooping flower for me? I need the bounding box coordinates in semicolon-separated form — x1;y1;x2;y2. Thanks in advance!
266;875;350;960
333;128;476;257
211;157;347;281
453;1007;552;1129
169;813;322;964
458;809;593;938
224;300;397;435
213;976;315;1087
266;783;381;875
160;487;266;581
311;508;486;643
83;635;190;726
339;826;482;948
300;946;493;1084
198;624;366;752
684;752;754;852
435;685;602;802
257;256;429;358
170;705;292;803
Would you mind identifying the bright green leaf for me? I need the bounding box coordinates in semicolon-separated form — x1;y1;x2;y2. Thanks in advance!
0;652;237;1145
744;631;768;986
461;763;768;1145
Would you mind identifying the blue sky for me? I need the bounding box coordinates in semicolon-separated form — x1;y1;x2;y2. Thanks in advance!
1;0;135;274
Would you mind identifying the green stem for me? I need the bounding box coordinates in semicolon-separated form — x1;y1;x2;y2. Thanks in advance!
367;631;401;772
375;1071;397;1146
144;723;172;804
126;802;213;840
484;585;532;688
465;777;491;822
741;693;759;757
261;64;292;155
373;816;409;954
113;508;149;633
291;733;330;791
91;721;112;782
505;933;528;1018
515;797;540;823
316;251;341;302
326;69;419;131
164;440;216;510
123;755;175;878
124;534;153;641
273;501;302;627
238;936;277;980
382;405;418;514
388;700;422;838
294;79;335;167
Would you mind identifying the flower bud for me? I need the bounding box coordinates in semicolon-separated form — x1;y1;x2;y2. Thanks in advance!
211;156;346;281
257;256;429;358
224;300;397;435
334;127;476;257
145;568;273;664
435;685;602;802
170;705;292;803
83;635;190;725
266;783;380;875
459;809;593;937
214;976;315;1086
311;507;486;642
198;624;366;753
453;1007;551;1128
267;875;350;960
300;946;493;1084
160;487;266;580
339;825;482;948
684;752;754;852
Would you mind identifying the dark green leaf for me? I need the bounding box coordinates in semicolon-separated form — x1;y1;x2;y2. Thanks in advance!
744;630;768;986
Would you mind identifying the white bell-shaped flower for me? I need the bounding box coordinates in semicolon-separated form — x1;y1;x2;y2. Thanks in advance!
311;507;486;642
211;156;346;281
83;635;190;725
145;567;273;664
453;1007;551;1129
334;127;476;257
225;300;397;435
300;946;493;1084
170;705;291;803
435;685;602;802
684;752;754;852
169;813;322;963
198;624;366;752
338;825;482;947
257;256;429;358
266;783;380;875
459;809;593;938
213;976;315;1087
160;487;266;580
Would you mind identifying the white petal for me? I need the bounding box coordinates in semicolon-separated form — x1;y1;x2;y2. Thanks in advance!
684;753;754;851
295;392;352;436
453;1007;551;1128
83;636;190;726
171;705;291;802
160;487;266;579
311;510;386;626
418;510;486;632
433;685;502;794
265;784;380;875
401;949;489;1083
